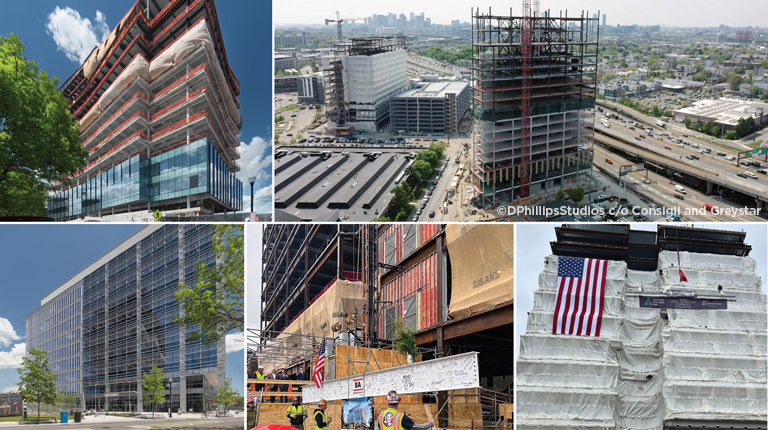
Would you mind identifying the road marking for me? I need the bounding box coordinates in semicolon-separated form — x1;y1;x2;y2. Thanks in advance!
129;421;213;428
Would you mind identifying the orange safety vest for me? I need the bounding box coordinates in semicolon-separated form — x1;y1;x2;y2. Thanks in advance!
379;408;405;430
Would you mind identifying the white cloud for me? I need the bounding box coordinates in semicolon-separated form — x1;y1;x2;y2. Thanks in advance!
0;319;20;348
46;7;109;63
237;136;273;211
0;343;26;370
1;386;18;393
226;332;244;354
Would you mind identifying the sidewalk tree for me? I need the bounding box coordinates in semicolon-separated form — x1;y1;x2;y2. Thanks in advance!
214;377;239;415
142;365;166;417
17;348;58;422
174;225;244;346
568;187;585;206
0;34;87;216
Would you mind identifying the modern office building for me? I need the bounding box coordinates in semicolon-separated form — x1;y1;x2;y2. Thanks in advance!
517;224;767;429
471;9;598;208
50;0;243;221
275;33;308;46
26;225;226;412
389;82;472;135
297;75;324;105
323;37;408;131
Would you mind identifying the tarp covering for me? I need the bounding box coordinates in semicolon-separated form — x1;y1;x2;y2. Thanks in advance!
445;224;513;318
517;251;768;429
260;280;363;371
80;19;241;132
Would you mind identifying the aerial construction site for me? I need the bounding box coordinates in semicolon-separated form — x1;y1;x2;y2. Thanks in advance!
247;224;514;429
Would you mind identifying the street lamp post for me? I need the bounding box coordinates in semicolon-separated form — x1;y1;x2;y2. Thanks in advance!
167;378;173;418
248;177;256;214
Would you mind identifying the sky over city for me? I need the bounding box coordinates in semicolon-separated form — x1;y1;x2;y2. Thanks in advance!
0;0;273;214
514;223;768;359
275;0;767;28
0;226;245;395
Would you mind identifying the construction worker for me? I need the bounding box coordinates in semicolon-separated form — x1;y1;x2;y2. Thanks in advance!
313;399;332;430
254;365;266;379
286;397;309;430
379;391;434;430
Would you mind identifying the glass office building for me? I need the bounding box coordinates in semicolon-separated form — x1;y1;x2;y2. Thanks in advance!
26;225;226;412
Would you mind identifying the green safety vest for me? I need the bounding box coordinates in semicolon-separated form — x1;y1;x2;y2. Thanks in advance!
379;408;405;430
255;372;265;380
314;410;328;430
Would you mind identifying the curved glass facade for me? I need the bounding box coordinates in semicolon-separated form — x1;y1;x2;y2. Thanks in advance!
49;138;243;219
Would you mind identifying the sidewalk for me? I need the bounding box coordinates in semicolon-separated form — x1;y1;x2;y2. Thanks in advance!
0;412;241;428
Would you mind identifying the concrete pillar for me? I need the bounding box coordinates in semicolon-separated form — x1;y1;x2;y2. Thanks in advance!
147;202;151;211
186;196;190;209
177;225;187;412
706;181;713;195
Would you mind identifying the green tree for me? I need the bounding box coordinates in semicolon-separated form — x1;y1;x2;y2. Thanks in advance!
371;216;392;222
17;348;58;422
411;160;434;182
568;187;585;205
0;34;87;215
214;377;239;416
315;104;322;110
555;190;565;200
142;365;165;418
174;225;244;346
393;318;420;358
684;118;692;129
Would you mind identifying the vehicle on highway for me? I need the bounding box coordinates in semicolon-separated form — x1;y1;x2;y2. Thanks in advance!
629;126;635;130
636;136;642;141
648;202;657;208
605;158;613;164
674;185;686;194
642;178;651;184
429;210;435;218
664;146;672;150
633;214;647;221
737;172;749;178
717;151;727;156
686;155;696;160
758;169;768;175
744;171;758;179
703;203;718;213
674;194;685;200
639;135;645;139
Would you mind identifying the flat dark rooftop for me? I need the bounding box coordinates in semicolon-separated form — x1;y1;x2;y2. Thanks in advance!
274;151;411;221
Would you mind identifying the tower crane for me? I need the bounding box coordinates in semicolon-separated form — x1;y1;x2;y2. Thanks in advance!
325;11;368;42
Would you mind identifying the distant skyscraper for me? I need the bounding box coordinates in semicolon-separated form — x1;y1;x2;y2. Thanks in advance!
603;14;606;27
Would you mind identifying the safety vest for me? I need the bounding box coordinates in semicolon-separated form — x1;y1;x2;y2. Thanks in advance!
379;408;405;430
314;410;328;430
287;405;307;415
255;371;265;379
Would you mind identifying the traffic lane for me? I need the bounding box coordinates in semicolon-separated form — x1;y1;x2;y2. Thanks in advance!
594;146;720;222
595;146;763;221
599;123;768;191
419;142;464;221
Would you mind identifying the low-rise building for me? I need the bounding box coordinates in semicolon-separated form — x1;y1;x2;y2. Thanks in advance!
389;81;471;134
673;98;768;129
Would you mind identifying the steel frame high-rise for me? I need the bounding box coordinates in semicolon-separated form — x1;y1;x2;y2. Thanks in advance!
49;0;243;220
471;8;599;208
25;225;226;412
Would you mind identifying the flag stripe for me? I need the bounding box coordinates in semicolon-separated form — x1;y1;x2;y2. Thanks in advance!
553;257;607;337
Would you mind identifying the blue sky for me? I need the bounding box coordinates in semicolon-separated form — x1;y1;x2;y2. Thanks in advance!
0;225;245;396
0;0;273;213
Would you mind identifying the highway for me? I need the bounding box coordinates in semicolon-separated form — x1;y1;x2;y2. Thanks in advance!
595;120;766;221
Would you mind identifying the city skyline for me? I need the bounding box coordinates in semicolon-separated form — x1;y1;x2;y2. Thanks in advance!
274;0;768;28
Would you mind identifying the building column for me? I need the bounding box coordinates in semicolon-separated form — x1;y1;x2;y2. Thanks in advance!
706;181;713;195
177;225;187;412
136;242;143;413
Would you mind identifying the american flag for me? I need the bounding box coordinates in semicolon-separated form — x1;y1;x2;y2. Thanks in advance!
553;256;608;337
313;338;326;388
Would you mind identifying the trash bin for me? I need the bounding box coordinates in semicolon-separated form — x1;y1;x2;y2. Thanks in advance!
74;411;81;423
60;411;68;423
23;411;27;420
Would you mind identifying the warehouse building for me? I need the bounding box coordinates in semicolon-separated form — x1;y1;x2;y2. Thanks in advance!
673;98;768;130
389;81;471;135
51;0;243;220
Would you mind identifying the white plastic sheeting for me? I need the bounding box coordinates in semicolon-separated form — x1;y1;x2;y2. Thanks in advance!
518;252;768;429
80;19;240;132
